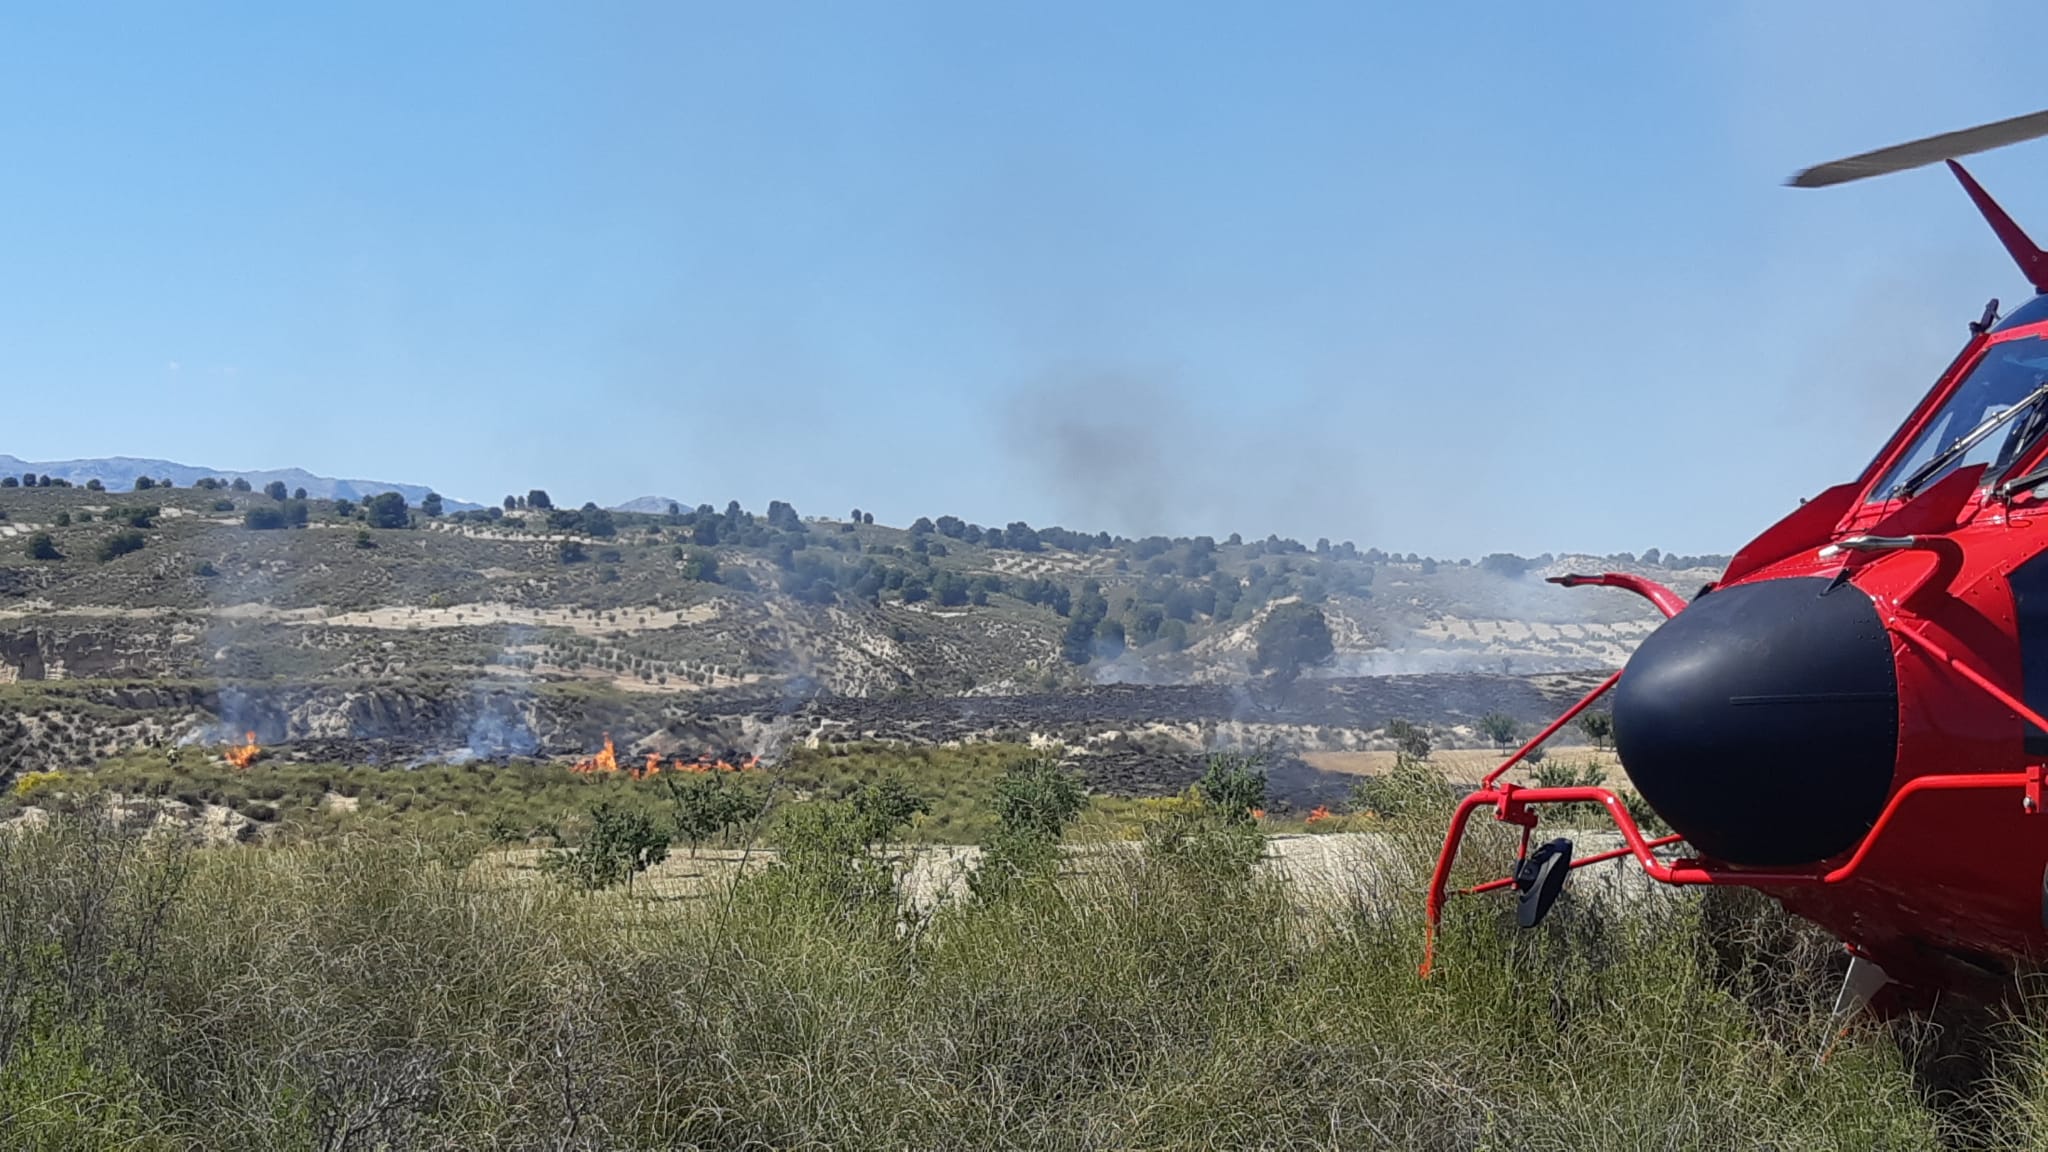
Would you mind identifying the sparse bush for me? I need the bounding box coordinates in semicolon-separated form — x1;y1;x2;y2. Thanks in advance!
1385;717;1433;760
680;549;719;582
1532;759;1607;791
1349;749;1457;819
96;531;146;562
26;532;61;561
557;540;587;564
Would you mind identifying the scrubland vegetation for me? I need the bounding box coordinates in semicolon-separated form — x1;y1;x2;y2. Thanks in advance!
0;755;2036;1150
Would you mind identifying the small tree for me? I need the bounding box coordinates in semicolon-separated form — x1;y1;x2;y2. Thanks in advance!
26;533;61;561
263;481;288;502
1478;711;1520;752
132;476;153;490
558;540;588;564
230;477;252;493
293;486;308;501
666;774;751;857
365;492;410;529
542;802;670;892
1251;602;1334;682
421;492;444;518
527;489;553;511
1577;711;1614;750
84;478;103;492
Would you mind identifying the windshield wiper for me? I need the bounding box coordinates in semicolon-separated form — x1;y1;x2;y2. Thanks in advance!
1893;378;2048;499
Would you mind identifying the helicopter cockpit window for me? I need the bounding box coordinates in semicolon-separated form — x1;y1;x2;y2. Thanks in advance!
1871;334;2048;501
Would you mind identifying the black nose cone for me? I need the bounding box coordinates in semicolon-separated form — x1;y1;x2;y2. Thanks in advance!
1613;576;1897;867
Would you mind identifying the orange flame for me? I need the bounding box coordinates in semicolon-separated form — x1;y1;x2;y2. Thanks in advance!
1305;805;1332;825
1250;807;1267;821
567;736;761;779
224;731;261;770
571;734;620;775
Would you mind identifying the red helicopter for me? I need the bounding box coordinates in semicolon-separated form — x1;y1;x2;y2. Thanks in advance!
1423;108;2048;1015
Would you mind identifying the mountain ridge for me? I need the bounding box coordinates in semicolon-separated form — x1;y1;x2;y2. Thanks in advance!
0;454;482;510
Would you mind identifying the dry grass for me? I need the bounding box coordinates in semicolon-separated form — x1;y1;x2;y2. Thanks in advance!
1303;747;1623;786
0;788;2006;1150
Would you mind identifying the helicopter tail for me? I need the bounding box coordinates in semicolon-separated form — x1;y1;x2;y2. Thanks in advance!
1946;160;2048;296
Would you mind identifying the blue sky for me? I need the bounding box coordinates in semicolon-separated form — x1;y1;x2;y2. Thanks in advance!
3;2;2046;558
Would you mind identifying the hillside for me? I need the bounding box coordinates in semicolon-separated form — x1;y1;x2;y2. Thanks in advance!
0;482;1721;695
0;478;1721;782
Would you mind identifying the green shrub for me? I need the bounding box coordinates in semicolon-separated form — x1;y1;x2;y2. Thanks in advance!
96;531;145;562
971;756;1086;900
1195;751;1266;825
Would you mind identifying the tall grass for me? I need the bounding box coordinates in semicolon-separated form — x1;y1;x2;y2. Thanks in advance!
0;801;2003;1150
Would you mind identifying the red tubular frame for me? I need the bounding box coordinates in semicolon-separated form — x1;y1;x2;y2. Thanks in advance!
1418;573;2048;977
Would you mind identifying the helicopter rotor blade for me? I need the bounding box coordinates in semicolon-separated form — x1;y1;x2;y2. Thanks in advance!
1789;109;2048;188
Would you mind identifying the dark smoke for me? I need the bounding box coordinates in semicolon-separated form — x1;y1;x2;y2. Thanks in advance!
1001;371;1375;544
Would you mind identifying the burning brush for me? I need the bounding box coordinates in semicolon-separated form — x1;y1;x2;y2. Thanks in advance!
568;733;760;779
223;732;261;770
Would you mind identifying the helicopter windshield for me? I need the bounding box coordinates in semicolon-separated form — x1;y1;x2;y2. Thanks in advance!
1872;334;2048;500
